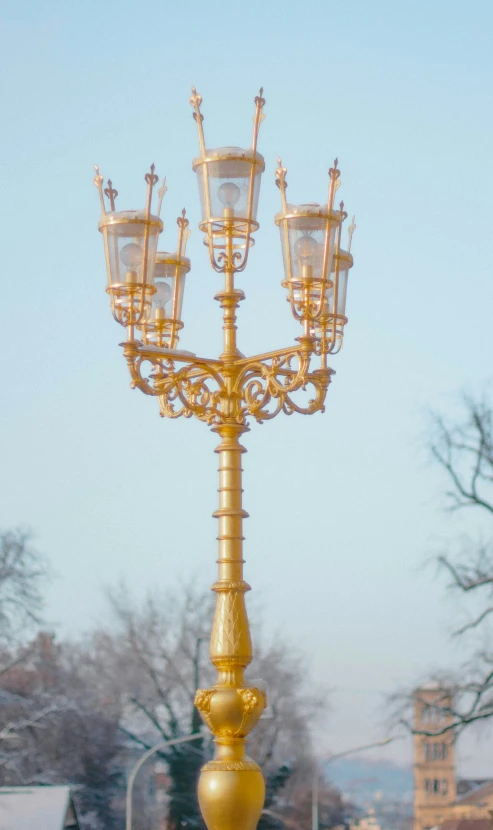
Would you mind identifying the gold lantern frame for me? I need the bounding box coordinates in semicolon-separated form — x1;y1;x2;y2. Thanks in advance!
275;158;354;356
140;208;192;350
96;165;163;333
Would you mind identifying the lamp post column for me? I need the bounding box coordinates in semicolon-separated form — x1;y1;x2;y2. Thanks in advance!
194;421;266;830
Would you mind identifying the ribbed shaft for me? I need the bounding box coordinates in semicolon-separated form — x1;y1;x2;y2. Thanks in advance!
214;423;249;583
209;422;252;676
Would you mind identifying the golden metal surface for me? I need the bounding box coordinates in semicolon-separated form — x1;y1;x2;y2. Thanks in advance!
96;87;355;830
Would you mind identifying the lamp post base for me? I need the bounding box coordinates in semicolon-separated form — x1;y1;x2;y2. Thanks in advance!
198;743;265;830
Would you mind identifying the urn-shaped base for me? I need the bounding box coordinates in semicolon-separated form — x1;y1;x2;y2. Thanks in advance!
198;753;265;830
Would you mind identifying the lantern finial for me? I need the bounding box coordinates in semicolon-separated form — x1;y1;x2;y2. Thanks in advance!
190;86;206;157
177;208;191;258
348;216;356;252
275;157;288;213
328;159;341;212
144;164;159;218
94;165;106;215
252;87;266;152
157;176;168;218
104;179;118;212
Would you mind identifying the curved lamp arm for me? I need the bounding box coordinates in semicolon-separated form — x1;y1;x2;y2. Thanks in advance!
126;732;203;830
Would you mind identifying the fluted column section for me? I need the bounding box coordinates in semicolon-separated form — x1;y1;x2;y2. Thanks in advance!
194;422;266;830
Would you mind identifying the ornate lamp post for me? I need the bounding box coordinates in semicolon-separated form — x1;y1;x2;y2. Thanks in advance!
94;87;356;830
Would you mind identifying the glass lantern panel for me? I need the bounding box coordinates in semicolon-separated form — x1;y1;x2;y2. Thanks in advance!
105;212;160;287
196;149;263;222
318;265;349;320
334;267;349;316
152;260;188;321
280;211;336;284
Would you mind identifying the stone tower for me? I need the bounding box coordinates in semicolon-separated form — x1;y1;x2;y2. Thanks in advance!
414;684;456;830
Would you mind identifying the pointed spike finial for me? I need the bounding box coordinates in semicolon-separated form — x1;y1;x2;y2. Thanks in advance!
93;164;103;187
177;208;191;257
145;164;158;186
328;159;341;212
252;86;266;152
348;215;356;252
329;159;341;180
145;163;159;218
275;157;288;189
190;85;206;157
157;176;168;218
145;163;158;185
177;208;189;227
275;157;288;213
94;165;106;215
104;178;118;212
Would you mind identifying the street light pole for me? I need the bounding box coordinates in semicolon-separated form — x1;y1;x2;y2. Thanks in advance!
96;87;357;830
312;738;394;830
126;733;203;830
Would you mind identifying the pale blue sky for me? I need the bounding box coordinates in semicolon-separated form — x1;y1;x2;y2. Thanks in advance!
1;0;492;774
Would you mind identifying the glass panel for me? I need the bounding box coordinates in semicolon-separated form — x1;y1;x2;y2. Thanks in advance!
104;211;160;287
335;267;349;316
195;149;263;223
151;258;189;322
279;207;336;285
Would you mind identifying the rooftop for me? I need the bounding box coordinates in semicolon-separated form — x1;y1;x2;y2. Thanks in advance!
0;786;79;830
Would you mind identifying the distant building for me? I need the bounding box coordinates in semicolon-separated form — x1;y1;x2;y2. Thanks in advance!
351;807;382;830
413;685;493;830
0;785;80;829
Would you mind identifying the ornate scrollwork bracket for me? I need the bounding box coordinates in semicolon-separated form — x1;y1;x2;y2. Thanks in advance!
121;339;333;427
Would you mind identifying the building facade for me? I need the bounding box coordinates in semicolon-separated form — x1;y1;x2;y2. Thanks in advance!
413;685;493;830
414;684;456;830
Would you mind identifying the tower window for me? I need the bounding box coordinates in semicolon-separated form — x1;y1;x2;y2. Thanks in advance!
424;742;430;760
425;779;431;793
433;779;439;794
442;779;448;795
441;742;447;760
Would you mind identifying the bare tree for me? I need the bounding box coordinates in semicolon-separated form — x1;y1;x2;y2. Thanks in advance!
430;396;493;635
392;393;493;736
265;775;351;830
0;529;48;646
0;632;122;830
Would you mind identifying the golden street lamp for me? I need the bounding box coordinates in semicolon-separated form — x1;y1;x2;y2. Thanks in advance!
94;87;356;830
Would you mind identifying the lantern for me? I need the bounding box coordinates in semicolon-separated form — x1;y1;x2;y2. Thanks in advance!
141;210;191;349
95;165;163;329
190;87;265;271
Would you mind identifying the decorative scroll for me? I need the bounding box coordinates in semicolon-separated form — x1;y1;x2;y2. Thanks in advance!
235;350;332;424
156;363;226;424
123;344;332;426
